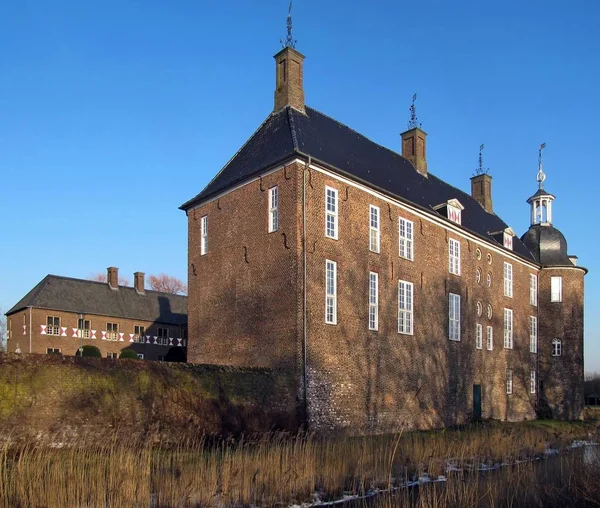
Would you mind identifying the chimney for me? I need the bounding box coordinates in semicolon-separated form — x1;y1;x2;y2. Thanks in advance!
107;267;119;290
470;173;493;213
401;127;428;176
273;46;305;113
134;272;145;295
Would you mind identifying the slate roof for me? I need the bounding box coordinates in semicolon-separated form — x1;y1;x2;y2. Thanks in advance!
6;275;187;325
181;105;535;262
521;225;573;266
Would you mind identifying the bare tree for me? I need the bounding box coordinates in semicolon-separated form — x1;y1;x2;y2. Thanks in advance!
0;310;6;352
148;274;187;295
89;273;130;287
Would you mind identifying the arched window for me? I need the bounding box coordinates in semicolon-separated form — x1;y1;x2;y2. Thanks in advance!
552;338;562;357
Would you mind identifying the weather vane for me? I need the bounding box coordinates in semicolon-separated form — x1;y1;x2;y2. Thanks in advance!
536;142;547;189
475;144;489;175
407;93;421;129
281;1;296;49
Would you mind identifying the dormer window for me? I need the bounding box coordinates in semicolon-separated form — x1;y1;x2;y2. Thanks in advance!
433;199;464;226
503;231;513;250
490;227;515;251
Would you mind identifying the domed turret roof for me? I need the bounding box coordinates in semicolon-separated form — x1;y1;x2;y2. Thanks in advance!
520;224;572;266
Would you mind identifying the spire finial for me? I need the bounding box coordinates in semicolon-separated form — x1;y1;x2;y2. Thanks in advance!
536;142;547;189
281;1;296;49
408;93;421;129
475;143;489;175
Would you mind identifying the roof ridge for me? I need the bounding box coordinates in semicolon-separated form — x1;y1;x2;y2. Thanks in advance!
180;109;287;210
45;274;188;297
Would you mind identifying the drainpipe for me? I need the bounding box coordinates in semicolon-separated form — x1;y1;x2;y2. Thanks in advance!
28;306;32;353
302;155;311;424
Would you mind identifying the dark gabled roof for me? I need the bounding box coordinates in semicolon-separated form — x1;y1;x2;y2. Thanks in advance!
520;224;573;267
6;275;187;325
181;105;535;262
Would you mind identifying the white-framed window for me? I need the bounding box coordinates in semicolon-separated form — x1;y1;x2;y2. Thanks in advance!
369;205;380;253
325;187;338;239
486;326;493;350
134;325;146;343
530;274;538;306
398;217;414;261
200;215;208;255
47;316;60;336
449;239;461;275
46;348;61;354
487;304;493;320
398;280;414;335
107;322;118;341
158;327;169;346
551;276;562;302
137;353;144;360
449;293;461;341
476;324;483;350
476;301;483;317
325;260;337;324
506;369;513;395
476;268;482;284
503;262;513;298
487;273;492;287
552;338;562;357
529;316;537;353
503;309;513;349
369;272;378;331
106;352;118;359
530;370;536;394
268;186;279;232
77;319;91;339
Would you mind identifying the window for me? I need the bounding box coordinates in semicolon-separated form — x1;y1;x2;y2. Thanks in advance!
47;316;60;336
551;276;562;302
503;232;513;250
552;338;562;357
137;353;144;360
398;217;414;260
77;319;90;339
325;187;338;239
106;352;118;359
398;280;414;335
487;273;492;288
200;216;208;255
369;205;380;253
107;322;118;341
487;304;493;320
506;369;513;395
476;324;483;350
449;239;461;275
476;301;482;317
476;248;482;260
503;309;513;349
486;326;493;350
503;262;513;298
476;268;482;284
134;325;146;343
158;327;169;345
46;348;61;354
449;293;461;341
369;272;378;331
268;186;279;232
530;370;536;394
325;260;337;324
487;253;492;265
448;204;461;225
530;274;538;306
529;316;537;353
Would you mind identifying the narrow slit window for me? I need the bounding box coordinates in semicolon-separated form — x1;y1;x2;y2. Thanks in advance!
486;326;493;350
529;316;537;353
476;324;483;350
503;262;513;297
369;272;378;331
530;370;536;394
325;260;337;324
503;309;513;349
200;216;208;255
369;205;380;253
399;217;414;260
449;239;461;275
268;186;279;232
325;187;338;239
506;369;513;394
530;274;538;306
398;280;414;334
449;293;461;341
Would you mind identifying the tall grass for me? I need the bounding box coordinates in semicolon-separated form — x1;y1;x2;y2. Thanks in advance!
0;421;596;507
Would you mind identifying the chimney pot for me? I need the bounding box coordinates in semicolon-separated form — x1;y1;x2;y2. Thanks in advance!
107;267;119;290
134;272;145;295
470;173;493;213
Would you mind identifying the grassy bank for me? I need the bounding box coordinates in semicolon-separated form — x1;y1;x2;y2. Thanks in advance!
0;421;597;507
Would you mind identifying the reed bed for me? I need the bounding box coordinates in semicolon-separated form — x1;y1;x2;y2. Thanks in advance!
0;421;596;507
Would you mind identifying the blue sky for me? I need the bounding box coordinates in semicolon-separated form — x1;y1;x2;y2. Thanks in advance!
1;1;598;370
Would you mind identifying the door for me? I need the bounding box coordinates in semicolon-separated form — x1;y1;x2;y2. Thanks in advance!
473;384;482;421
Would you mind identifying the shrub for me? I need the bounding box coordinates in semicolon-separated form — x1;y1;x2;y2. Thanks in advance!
77;345;101;358
119;349;139;360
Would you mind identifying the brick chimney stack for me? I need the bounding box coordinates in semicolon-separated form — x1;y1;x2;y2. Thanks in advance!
134;272;145;295
273;47;305;113
401;127;428;177
470;173;493;213
107;267;119;290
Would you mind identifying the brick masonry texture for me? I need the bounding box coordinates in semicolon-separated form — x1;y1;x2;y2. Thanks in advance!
187;162;585;434
0;353;297;441
6;308;187;360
